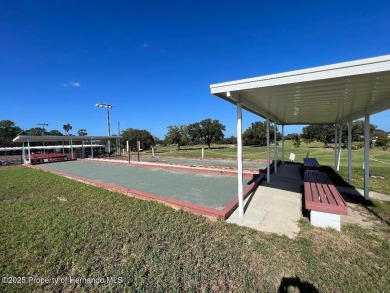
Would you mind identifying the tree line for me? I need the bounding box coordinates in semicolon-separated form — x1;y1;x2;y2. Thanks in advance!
0;120;87;147
1;119;388;150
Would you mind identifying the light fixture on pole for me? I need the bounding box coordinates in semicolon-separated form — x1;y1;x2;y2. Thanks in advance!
95;103;113;154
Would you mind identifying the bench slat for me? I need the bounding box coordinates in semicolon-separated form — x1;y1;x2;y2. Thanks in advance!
304;170;348;215
303;158;321;171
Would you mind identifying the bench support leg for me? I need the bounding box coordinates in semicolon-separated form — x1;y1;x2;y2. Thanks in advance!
310;211;341;231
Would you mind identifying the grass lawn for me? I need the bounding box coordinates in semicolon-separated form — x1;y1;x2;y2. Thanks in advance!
1;166;389;292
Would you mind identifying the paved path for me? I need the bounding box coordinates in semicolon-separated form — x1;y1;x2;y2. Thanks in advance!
227;164;303;238
336;186;390;202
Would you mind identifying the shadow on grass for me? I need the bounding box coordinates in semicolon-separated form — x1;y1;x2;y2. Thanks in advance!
316;166;389;226
342;193;390;226
320;166;353;188
278;276;319;293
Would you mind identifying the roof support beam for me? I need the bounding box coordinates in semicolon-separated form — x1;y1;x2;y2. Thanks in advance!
364;114;370;200
282;125;285;164
70;138;74;160
266;117;270;183
336;125;343;172
236;97;244;217
334;126;338;169
274;122;278;173
22;142;25;164
347;121;352;185
27;140;31;164
91;138;94;159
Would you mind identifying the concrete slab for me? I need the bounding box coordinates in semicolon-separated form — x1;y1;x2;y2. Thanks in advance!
227;163;303;238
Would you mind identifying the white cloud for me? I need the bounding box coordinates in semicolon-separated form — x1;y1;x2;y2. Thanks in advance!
62;82;81;87
69;82;80;87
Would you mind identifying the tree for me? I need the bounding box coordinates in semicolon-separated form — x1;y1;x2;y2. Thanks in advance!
221;135;237;144
63;123;72;136
243;122;266;146
165;125;189;150
301;124;334;147
301;126;315;147
25;127;43;136
121;128;155;151
375;132;389;150
78;129;88;136
48;130;64;136
302;122;379;147
188;119;225;149
292;133;301;148
242;121;280;146
0;120;22;147
351;120;377;141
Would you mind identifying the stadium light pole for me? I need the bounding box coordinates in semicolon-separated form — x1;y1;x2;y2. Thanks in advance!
95;103;113;154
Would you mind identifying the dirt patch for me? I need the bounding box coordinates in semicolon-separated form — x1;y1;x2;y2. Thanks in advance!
342;202;379;229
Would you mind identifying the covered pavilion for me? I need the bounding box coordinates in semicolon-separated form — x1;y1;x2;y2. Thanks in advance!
210;55;390;216
12;135;122;163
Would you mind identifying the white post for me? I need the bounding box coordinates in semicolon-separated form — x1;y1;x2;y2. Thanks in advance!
237;101;244;216
201;148;204;159
152;147;155;157
22;142;26;164
70;138;74;159
282;124;285;164
347;121;352;185
266;118;270;183
274;122;278;173
91;138;94;159
337;125;343;172
27;140;31;163
364;114;370;200
334;125;338;169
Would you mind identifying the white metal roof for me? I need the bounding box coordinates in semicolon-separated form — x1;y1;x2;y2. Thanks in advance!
210;55;390;125
12;135;122;143
0;145;105;152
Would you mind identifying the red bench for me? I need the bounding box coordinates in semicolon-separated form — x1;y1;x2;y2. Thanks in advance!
303;158;321;171
304;170;348;230
30;153;74;164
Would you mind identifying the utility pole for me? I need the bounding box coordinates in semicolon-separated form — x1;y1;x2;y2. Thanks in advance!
37;123;48;136
37;123;48;154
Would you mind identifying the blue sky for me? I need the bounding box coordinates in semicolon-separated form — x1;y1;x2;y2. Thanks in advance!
1;0;389;139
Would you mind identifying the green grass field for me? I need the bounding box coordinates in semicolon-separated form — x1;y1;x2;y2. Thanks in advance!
1;166;389;292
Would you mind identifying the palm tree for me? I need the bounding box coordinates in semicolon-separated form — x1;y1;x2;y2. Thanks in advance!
63;123;72;136
78;129;87;136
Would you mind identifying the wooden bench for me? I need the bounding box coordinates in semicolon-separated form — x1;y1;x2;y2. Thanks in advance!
304;170;348;231
303;158;321;171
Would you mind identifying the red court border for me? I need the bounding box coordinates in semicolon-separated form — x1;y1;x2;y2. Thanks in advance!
27;160;278;220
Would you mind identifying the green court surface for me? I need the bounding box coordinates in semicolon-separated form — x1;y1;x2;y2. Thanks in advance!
129;156;266;169
35;161;247;210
